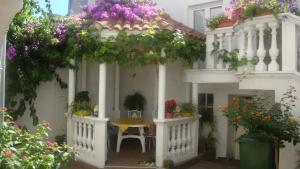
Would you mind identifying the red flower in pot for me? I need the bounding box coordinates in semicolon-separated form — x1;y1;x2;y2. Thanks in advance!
165;99;177;119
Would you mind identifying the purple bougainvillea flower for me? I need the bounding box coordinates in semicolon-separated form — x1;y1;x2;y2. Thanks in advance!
6;45;17;60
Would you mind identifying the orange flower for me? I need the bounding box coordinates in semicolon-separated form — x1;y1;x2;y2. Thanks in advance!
236;116;241;124
242;106;248;113
262;115;271;122
3;148;13;158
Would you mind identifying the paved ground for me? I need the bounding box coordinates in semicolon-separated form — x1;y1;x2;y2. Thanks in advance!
67;160;239;169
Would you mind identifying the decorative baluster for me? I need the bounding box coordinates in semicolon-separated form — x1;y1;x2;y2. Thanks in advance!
171;125;177;156
73;120;78;146
186;123;192;153
78;119;82;149
238;29;246;72
268;22;280;71
82;121;87;151
90;123;95;152
86;122;91;152
167;125;172;157
246;26;255;71
216;33;224;69
181;123;187;154
256;23;267;71
225;32;233;69
176;124;182;155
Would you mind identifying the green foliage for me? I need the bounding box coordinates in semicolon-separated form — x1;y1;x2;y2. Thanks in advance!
0;112;76;169
6;0;72;125
6;0;206;125
223;86;300;148
75;91;90;103
211;41;256;70
207;15;228;30
124;92;146;111
180;103;196;113
55;134;66;145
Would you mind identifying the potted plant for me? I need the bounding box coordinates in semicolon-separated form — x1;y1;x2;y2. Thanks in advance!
69;91;93;116
223;86;300;169
179;103;196;117
207;15;234;30
124;92;146;111
165;99;177;119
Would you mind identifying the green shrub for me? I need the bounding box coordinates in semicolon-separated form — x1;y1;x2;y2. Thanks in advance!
0;112;77;169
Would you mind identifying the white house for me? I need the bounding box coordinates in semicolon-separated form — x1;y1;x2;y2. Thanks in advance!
14;0;300;169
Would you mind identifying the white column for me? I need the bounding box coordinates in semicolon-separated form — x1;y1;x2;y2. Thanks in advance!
158;49;166;120
282;21;297;71
81;59;87;91
192;63;198;106
0;34;6;107
206;34;215;69
114;63;120;118
67;59;76;146
98;63;107;119
68;59;76;107
268;22;280;71
256;23;267;71
216;33;224;69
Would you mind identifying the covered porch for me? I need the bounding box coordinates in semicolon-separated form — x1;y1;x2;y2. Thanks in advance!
65;11;205;168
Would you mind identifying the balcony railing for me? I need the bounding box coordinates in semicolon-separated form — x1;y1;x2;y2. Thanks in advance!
204;13;300;73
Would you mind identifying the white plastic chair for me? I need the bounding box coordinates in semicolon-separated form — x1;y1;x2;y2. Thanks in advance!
128;110;142;118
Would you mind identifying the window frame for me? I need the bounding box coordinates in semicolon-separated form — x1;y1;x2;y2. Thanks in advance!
188;0;223;32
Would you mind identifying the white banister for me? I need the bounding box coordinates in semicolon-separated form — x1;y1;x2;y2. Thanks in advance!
216;33;224;69
268;22;280;71
154;116;200;167
206;34;215;69
69;116;108;168
158;49;166;120
256;23;267;71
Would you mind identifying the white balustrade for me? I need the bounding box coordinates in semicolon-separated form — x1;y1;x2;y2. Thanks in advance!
256;23;267;71
216;33;225;69
268;22;280;71
154;116;200;166
67;115;108;168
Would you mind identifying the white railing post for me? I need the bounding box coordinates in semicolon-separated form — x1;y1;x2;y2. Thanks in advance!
282;19;297;71
246;26;255;70
268;22;280;71
206;34;215;69
154;120;168;167
256;23;267;71
216;33;224;69
158;49;166;120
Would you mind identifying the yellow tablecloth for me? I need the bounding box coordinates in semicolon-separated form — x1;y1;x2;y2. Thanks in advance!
111;118;153;133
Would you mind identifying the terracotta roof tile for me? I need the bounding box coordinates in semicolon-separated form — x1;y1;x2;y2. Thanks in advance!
93;14;205;40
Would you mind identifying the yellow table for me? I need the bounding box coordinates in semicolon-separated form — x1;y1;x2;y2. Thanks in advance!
111;118;153;153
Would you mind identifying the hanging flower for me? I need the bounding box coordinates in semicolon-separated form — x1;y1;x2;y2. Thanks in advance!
6;45;17;60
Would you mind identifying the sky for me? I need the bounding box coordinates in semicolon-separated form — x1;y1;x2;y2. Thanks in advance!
38;0;69;16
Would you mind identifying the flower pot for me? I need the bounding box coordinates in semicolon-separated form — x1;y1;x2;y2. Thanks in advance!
217;19;234;28
180;112;193;117
239;134;275;169
254;9;273;17
165;112;174;119
74;110;91;116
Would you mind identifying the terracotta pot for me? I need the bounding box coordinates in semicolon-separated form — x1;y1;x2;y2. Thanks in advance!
165;112;174;119
254;9;273;17
217;19;234;28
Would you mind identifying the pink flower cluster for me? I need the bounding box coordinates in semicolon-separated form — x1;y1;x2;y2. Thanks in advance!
79;0;161;22
6;45;17;60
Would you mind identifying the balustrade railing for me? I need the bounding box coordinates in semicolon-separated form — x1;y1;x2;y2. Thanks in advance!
154;116;200;167
205;13;300;73
67;115;108;168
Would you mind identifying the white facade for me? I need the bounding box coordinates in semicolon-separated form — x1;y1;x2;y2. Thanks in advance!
16;0;300;169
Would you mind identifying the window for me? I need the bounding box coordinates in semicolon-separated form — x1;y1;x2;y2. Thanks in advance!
194;10;205;33
190;3;223;33
198;93;214;123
